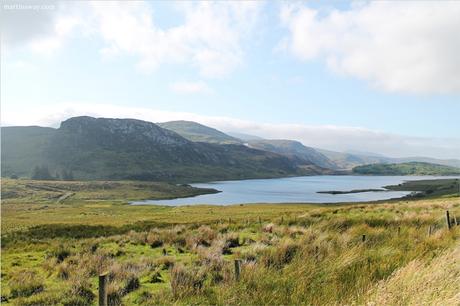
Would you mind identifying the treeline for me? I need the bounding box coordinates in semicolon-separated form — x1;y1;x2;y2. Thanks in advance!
30;165;74;181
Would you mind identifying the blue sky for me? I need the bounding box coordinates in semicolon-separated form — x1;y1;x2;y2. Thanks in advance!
1;1;460;158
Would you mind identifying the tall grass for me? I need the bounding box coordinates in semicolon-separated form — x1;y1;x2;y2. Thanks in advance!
2;194;459;305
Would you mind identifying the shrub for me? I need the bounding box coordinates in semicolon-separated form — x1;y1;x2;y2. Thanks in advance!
149;269;164;283
170;264;206;298
147;231;163;248
62;296;91;306
9;270;44;298
124;275;140;294
262;240;300;269
126;230;147;245
56;262;71;279
47;244;71;263
155;256;176;270
186;226;217;250
106;282;124;306
11;290;63;305
68;277;95;304
78;253;113;277
224;233;240;248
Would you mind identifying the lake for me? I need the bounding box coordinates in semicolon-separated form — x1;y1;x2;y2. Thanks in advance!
131;175;455;206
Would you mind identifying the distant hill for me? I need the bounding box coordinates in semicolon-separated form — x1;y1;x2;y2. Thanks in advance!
390;157;460;169
1;117;306;182
155;122;337;171
316;149;389;170
247;139;337;170
158;121;241;144
352;162;460;176
317;149;460;170
1;126;56;178
226;132;263;141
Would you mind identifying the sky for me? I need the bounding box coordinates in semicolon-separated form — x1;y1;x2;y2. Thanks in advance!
1;1;460;159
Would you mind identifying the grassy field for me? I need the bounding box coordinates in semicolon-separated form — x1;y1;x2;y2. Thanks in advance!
1;179;460;305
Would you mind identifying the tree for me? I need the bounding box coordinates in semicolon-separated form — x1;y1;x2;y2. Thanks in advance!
31;165;53;180
61;169;74;181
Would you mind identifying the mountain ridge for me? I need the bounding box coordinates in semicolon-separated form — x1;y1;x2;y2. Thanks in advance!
1;116;305;182
158;120;241;144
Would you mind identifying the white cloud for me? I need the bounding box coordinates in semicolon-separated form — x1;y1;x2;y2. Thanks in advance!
280;1;460;94
1;2;85;55
2;1;262;77
90;1;262;76
169;81;212;94
1;1;58;46
2;103;459;159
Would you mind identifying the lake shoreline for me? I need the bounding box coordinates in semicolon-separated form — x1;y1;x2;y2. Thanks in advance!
131;176;459;206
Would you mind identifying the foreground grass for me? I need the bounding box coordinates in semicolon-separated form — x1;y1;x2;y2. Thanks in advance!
1;179;460;305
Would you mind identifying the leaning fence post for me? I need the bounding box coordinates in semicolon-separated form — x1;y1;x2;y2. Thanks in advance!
428;225;432;236
99;272;108;306
446;211;451;230
453;215;458;227
234;259;242;281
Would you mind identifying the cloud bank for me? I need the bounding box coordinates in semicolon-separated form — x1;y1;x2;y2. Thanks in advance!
280;1;460;94
2;103;459;160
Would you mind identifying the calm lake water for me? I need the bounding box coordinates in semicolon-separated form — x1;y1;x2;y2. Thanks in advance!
131;175;457;206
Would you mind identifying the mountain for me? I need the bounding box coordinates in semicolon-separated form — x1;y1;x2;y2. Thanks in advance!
157;121;460;171
156;122;336;171
316;149;388;170
226;132;263;141
247;139;338;170
390;157;460;169
1;116;304;182
158;121;241;144
1;126;56;178
319;148;460;170
352;162;460;176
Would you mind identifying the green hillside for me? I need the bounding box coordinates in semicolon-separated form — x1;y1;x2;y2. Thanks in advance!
158;121;241;144
1;117;303;182
248;139;337;170
1;126;56;178
318;148;460;170
352;162;460;176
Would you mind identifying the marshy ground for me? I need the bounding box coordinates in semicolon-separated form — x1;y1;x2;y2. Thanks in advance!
1;179;459;305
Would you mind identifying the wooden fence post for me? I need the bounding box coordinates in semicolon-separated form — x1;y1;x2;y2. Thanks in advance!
99;272;108;306
428;225;432;236
397;226;401;236
362;234;366;243
446;211;451;230
234;259;242;281
453;215;458;226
